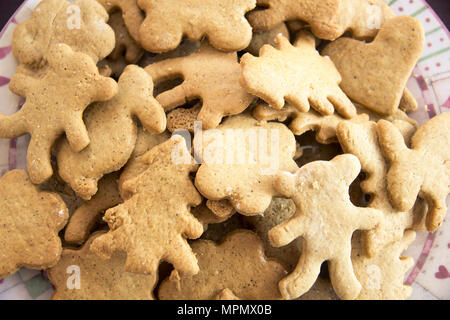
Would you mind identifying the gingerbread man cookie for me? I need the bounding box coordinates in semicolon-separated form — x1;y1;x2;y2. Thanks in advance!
270;155;382;300
3;44;118;184
55;65;165;200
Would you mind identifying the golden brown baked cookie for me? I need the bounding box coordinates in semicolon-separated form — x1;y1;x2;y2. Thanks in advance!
195;114;298;215
269;155;382;300
352;230;415;300
399;88;418;113
39;170;85;215
191;201;233;227
248;0;394;40
55;65;165;200
137;0;256;52
0;170;68;279
241;32;356;118
118;128;171;200
252;102;418;144
146;41;254;129
90;136;203;275
253;102;368;144
377;112;450;231
322;16;424;115
215;288;241;300
64;172;123;245
337;118;421;257
12;0;115;67
48;232;157;300
3;44;118;184
206;200;235;220
158;230;287;300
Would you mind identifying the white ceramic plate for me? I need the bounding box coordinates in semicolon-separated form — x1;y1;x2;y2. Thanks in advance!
0;0;448;300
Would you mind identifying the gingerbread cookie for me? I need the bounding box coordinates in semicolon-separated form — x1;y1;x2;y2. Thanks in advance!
0;170;68;279
55;65;165;200
12;0;115;67
377;112;450;231
146;41;254;129
3;44;118;184
248;0;394;40
64;172;123;245
142;40;201;98
195;114;298;215
158;230;287;300
241;32;356;118
137;0;256;52
269;154;382;300
48;232;157;300
90;136;203;275
322;16;424;115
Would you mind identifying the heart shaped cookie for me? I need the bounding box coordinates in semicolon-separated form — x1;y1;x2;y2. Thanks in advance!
322;16;424;115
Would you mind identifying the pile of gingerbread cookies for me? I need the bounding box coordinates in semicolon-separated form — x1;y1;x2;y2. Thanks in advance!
0;0;449;300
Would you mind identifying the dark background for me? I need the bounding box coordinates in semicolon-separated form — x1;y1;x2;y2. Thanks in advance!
0;0;449;30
